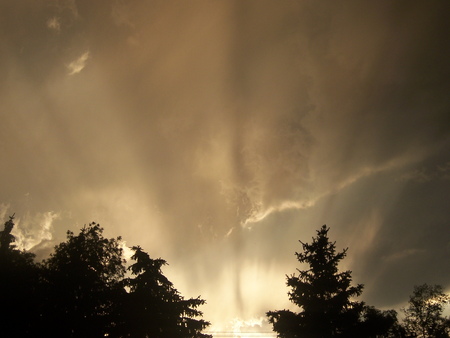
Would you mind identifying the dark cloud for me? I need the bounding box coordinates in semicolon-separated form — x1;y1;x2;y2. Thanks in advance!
1;0;449;331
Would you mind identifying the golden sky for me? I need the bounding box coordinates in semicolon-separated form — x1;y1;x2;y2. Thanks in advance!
1;0;449;334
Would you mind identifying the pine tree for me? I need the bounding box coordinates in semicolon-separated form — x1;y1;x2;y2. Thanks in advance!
0;215;39;337
267;225;364;337
116;246;211;338
0;214;16;254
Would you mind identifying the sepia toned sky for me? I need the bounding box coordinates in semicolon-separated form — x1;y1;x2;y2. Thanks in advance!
1;0;450;335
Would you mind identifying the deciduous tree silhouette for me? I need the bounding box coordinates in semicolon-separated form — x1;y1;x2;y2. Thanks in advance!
267;225;398;337
40;222;126;337
358;306;404;338
35;221;211;337
403;284;450;338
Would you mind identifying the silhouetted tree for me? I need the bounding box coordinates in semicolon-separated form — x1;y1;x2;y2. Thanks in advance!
403;284;450;338
0;214;16;253
40;222;126;337
0;214;35;264
0;216;212;337
358;306;403;338
0;215;39;337
36;222;211;337
115;246;211;338
267;225;398;337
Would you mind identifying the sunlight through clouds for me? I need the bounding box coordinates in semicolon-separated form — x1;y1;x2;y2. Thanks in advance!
67;51;90;75
12;211;59;251
1;0;449;334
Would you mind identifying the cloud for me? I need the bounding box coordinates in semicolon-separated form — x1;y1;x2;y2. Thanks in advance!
0;203;10;222
383;249;426;262
46;17;61;32
243;150;425;227
1;0;450;332
67;51;90;75
399;169;432;183
57;0;79;19
120;240;135;261
438;162;450;180
12;212;59;251
111;1;135;29
399;161;450;183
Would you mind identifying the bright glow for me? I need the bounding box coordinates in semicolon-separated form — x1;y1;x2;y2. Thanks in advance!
67;51;90;75
12;212;59;251
120;241;135;261
1;1;449;334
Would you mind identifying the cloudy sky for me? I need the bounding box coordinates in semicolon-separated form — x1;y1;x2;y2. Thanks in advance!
1;0;449;335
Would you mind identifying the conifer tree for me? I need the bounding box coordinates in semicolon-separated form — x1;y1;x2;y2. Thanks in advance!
267;225;365;337
0;215;39;337
116;246;211;338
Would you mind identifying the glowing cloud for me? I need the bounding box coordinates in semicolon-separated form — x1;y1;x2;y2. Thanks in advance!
120;240;135;261
67;51;90;75
12;212;59;251
1;1;449;333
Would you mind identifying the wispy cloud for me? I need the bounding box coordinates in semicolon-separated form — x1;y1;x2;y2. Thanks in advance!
399;161;450;183
46;17;61;32
243;198;316;227
62;0;79;19
67;51;90;75
120;240;135;261
12;212;59;251
243;152;422;227
437;161;450;180
399;169;432;183
1;0;449;332
383;248;426;262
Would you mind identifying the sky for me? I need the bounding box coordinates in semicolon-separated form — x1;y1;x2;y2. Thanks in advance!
1;0;450;336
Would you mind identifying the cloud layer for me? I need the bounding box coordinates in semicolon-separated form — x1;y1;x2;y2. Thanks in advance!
1;0;449;331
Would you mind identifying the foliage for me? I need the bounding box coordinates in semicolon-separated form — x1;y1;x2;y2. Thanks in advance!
403;283;450;338
0;214;35;265
267;225;398;337
0;215;39;337
0;214;15;252
40;222;126;337
0;216;211;337
358;306;404;338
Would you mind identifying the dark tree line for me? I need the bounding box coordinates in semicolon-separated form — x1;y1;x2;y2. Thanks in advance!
0;216;211;338
1;216;448;338
266;225;450;338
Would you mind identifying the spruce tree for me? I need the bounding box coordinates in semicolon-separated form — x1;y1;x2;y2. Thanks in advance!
0;215;39;337
116;246;211;338
267;225;364;337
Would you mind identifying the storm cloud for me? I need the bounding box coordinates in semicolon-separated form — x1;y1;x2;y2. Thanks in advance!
1;0;449;333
